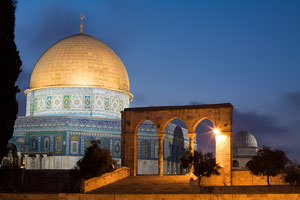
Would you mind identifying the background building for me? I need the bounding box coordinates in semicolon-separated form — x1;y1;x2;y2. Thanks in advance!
232;129;259;170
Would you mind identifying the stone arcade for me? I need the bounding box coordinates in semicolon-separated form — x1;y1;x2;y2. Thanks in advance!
121;104;233;185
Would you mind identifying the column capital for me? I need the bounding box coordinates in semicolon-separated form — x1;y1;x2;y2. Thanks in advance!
187;132;196;138
36;154;40;158
24;154;28;158
42;154;47;158
157;133;165;140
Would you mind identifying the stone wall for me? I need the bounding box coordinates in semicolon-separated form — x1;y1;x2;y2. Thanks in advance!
1;193;300;200
196;169;287;186
83;167;130;193
0;169;81;193
232;170;286;186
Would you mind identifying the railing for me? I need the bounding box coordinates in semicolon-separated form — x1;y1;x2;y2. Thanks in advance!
83;166;130;193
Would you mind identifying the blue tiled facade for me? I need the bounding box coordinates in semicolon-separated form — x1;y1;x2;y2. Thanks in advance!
11;115;189;169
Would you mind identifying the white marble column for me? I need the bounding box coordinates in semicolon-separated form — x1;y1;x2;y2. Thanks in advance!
24;155;29;169
42;154;47;169
35;154;40;169
17;152;22;167
49;156;53;169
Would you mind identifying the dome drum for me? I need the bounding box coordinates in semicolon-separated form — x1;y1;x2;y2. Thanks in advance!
25;87;130;118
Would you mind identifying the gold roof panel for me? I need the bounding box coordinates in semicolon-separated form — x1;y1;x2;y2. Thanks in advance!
28;34;132;99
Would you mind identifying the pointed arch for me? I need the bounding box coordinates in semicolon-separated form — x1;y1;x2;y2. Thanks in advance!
192;117;216;133
161;116;187;133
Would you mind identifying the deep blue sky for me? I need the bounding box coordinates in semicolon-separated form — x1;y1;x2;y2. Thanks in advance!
15;0;300;160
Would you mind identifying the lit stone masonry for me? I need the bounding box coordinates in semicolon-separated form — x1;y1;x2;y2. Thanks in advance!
121;103;233;185
215;131;232;186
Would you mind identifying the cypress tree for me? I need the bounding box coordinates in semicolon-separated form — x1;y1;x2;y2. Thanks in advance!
0;0;22;162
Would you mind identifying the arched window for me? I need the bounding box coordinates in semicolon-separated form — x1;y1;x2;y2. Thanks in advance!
141;141;149;159
86;138;92;149
55;136;62;153
32;138;38;151
233;160;239;167
71;136;79;154
114;140;121;157
16;137;25;152
43;137;49;151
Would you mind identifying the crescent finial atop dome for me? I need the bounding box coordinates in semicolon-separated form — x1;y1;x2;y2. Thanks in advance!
80;13;85;34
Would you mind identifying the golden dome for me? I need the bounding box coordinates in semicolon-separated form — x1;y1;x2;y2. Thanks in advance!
27;34;132;99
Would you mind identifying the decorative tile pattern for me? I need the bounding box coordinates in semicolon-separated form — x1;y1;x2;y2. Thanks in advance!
33;98;38;112
53;95;61;109
111;98;118;112
119;100;124;111
71;95;82;109
104;98;110;111
84;96;91;109
46;96;52;109
63;95;70;109
26;87;130;118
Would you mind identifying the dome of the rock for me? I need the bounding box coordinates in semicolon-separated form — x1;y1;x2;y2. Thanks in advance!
24;34;132;118
27;34;132;99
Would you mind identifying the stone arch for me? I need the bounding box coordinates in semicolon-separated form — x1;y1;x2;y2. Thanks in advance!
192;117;216;133
194;118;216;157
161;116;186;133
134;119;158;135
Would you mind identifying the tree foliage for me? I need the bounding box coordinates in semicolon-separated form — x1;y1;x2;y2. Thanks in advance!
284;162;300;186
74;140;117;179
0;0;22;163
181;150;220;192
247;146;289;185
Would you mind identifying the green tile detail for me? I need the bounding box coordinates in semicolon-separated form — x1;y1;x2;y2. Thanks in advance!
119;100;124;111
46;96;52;109
63;95;70;109
84;96;91;109
104;98;110;111
33;98;38;112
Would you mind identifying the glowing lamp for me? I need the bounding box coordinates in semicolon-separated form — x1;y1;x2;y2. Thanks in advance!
213;128;221;135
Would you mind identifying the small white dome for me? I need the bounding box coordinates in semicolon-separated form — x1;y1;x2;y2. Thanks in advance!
233;131;258;148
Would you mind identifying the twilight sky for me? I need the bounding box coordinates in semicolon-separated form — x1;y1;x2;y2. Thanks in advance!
14;0;300;160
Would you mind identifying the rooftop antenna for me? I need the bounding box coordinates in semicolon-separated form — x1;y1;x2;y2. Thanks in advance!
80;13;85;34
242;121;245;131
